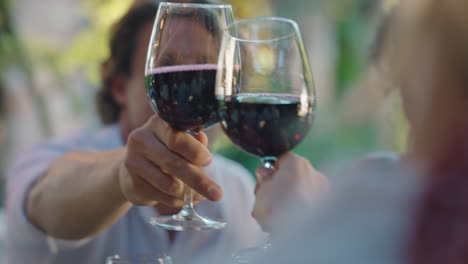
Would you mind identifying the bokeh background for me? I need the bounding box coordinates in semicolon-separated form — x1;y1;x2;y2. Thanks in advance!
0;0;403;258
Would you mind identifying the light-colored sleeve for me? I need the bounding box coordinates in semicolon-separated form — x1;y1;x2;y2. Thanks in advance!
212;156;268;250
5;142;92;255
254;161;421;264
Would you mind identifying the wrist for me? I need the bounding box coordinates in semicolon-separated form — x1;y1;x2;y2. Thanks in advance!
112;148;133;206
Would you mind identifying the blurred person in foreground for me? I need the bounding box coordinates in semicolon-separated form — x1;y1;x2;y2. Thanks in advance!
5;1;327;263
251;0;468;263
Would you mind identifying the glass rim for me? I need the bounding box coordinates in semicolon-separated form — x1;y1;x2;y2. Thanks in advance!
224;16;300;43
159;2;232;9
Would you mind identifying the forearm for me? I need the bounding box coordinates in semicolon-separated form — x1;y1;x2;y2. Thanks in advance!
27;148;132;240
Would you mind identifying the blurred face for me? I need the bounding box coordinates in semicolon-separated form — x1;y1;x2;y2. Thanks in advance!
123;22;154;133
121;18;219;135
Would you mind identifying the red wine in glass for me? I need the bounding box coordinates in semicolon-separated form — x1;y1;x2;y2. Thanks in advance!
146;64;219;133
219;93;314;158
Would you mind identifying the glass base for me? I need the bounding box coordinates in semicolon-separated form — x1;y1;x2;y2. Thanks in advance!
149;212;226;231
232;241;272;264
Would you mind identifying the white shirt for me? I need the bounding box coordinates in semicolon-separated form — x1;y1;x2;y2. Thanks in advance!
255;153;423;264
6;125;265;264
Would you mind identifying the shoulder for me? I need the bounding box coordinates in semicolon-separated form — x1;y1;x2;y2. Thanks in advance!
337;151;418;197
314;151;420;236
353;151;400;172
43;124;122;151
261;155;420;264
13;125;120;162
7;124;122;183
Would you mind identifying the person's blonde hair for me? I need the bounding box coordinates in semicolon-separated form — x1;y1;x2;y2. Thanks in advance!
391;1;468;263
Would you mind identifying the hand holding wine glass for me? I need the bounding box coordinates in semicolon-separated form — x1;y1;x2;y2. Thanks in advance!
253;152;328;233
120;115;219;207
144;2;235;230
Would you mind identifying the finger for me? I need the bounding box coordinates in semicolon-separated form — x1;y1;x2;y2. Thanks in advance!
126;170;184;208
141;135;222;201
255;166;275;184
125;153;184;198
193;132;209;147
192;191;206;203
144;185;185;208
147;115;212;166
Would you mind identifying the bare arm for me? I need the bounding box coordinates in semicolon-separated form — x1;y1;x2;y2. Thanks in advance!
27;149;130;240
27;115;223;240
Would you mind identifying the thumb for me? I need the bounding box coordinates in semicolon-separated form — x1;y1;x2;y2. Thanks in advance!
255;166;275;184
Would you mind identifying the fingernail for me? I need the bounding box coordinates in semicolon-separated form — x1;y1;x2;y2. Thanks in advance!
256;167;274;182
202;155;213;167
208;186;223;201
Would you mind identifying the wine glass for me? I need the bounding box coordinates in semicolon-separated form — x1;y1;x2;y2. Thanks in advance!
216;16;316;263
216;17;316;171
106;254;173;264
145;3;234;230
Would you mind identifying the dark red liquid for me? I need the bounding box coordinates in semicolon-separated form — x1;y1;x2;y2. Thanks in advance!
145;64;218;132
218;93;314;157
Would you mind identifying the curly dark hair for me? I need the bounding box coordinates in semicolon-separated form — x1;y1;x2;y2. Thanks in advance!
97;0;221;124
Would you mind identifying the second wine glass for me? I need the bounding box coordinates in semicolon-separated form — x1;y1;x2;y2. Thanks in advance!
145;2;234;231
216;17;316;171
216;16;316;264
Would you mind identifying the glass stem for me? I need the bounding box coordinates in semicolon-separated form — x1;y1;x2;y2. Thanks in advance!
179;130;199;217
262;234;272;251
179;185;196;218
